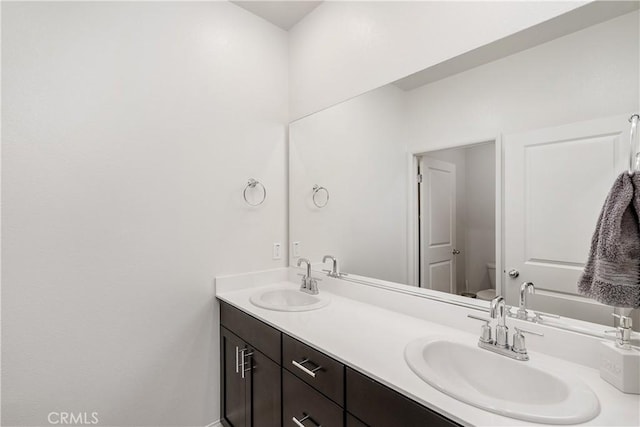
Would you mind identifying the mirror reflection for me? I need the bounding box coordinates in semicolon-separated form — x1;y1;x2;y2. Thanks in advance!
416;143;495;301
289;9;639;327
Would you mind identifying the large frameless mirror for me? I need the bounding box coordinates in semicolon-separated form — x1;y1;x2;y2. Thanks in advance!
289;5;640;331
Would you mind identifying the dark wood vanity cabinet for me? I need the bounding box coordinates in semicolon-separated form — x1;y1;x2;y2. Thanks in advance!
346;368;459;427
218;300;460;427
220;303;282;427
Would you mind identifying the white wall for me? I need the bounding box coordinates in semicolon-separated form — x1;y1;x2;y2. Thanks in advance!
464;144;496;294
288;1;585;120
1;2;287;426
406;10;640;145
289;85;408;283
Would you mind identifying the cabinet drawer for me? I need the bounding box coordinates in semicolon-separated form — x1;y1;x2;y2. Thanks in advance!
220;301;281;363
346;368;460;427
283;370;344;427
283;334;344;405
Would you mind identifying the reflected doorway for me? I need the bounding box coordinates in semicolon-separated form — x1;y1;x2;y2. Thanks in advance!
417;141;496;299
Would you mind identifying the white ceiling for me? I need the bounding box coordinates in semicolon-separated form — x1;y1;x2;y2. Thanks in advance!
231;1;322;31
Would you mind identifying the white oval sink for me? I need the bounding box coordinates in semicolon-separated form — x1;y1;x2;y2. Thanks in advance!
250;288;330;312
404;337;600;424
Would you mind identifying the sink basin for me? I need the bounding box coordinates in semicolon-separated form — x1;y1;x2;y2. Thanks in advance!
250;288;330;312
404;337;600;424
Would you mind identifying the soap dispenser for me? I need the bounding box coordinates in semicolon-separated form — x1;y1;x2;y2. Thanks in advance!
600;313;640;394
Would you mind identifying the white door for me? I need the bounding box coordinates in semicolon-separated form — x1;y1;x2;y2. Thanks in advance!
503;115;629;325
419;157;457;293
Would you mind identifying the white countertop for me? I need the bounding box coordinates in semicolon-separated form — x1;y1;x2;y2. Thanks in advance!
215;269;640;427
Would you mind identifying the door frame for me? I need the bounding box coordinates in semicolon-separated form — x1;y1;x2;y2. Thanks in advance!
407;136;502;298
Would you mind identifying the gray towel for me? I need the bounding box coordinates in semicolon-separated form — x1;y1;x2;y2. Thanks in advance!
578;172;640;308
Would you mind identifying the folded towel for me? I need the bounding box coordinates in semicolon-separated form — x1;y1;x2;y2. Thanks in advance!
578;172;640;308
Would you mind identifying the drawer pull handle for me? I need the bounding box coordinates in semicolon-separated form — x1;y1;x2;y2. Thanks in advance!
292;358;322;378
240;348;254;379
235;346;239;373
293;413;321;427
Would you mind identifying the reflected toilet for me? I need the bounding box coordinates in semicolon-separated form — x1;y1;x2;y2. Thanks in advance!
476;263;496;301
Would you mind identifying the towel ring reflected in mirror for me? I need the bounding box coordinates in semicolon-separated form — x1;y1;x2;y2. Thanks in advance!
629;113;639;175
312;185;329;208
243;178;266;206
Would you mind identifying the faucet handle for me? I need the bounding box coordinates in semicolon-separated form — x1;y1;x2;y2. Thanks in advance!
532;311;560;323
512;327;543;355
467;315;493;344
612;313;633;328
322;269;347;278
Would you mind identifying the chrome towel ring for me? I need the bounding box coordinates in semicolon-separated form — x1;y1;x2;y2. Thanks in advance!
244;178;266;206
312;185;329;208
629;114;639;175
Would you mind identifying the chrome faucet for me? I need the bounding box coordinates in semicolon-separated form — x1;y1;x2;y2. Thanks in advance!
516;282;535;320
322;255;344;278
469;295;543;361
297;257;319;295
490;295;508;348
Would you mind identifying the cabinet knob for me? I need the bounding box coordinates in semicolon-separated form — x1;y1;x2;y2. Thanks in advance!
508;269;520;278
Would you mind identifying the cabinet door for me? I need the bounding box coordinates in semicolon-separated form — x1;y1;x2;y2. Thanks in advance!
249;348;281;427
221;327;248;427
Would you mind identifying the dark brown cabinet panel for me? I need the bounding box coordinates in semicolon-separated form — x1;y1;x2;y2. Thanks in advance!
250;349;281;427
220;301;281;363
346;368;460;427
221;327;249;427
220;324;281;427
283;370;344;427
346;414;368;427
283;334;345;405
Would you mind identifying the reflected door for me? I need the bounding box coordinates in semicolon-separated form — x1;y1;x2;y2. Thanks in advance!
419;157;457;292
503;114;629;324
